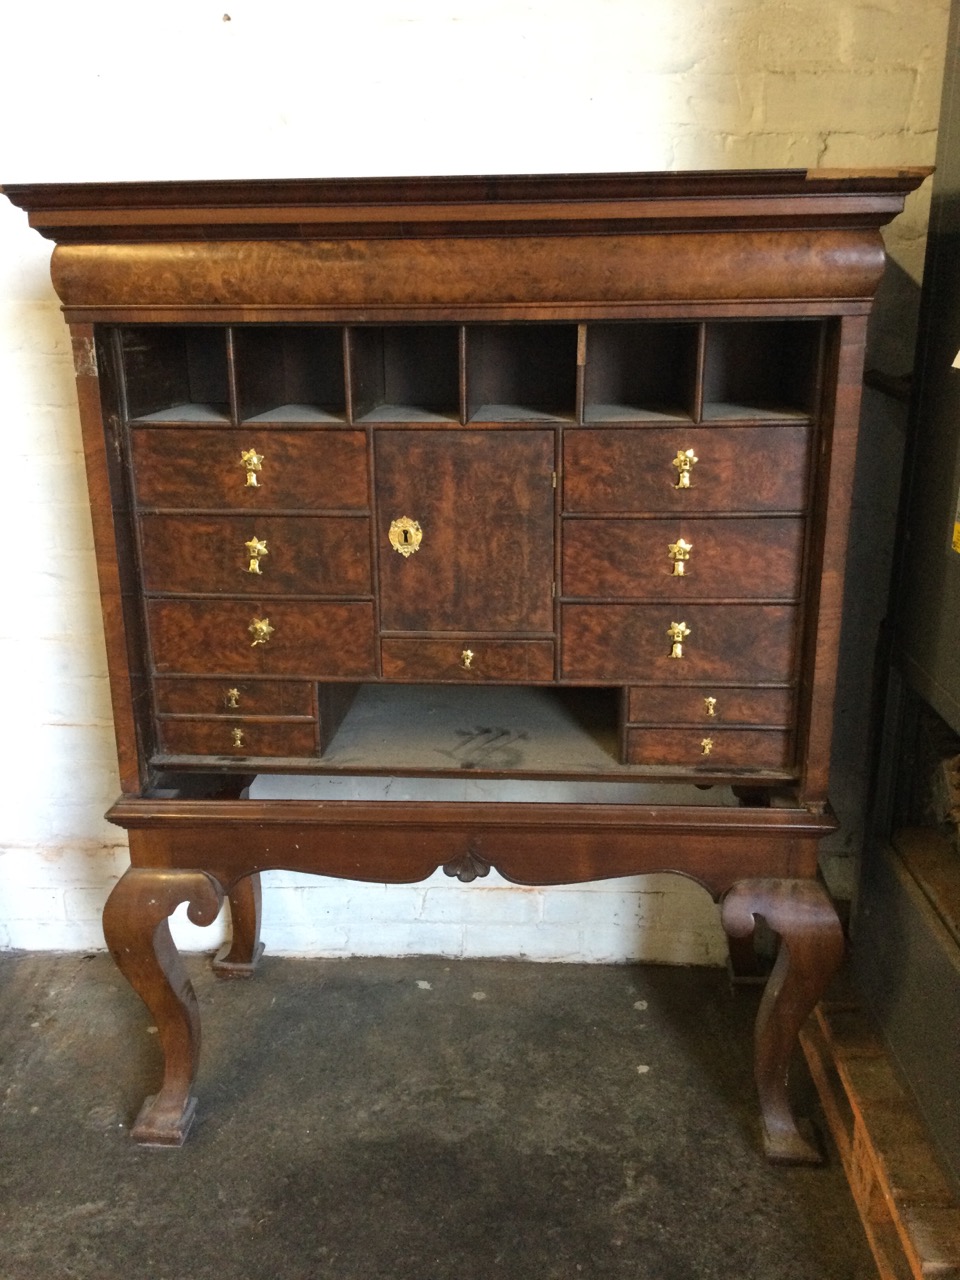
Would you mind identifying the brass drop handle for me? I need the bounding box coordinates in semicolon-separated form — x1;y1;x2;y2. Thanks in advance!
240;448;264;488
704;696;717;718
700;738;714;756
249;616;274;647
389;516;422;557
461;649;475;670
668;537;693;576
672;448;698;489
232;727;245;749
225;687;241;709
245;535;269;575
667;621;691;659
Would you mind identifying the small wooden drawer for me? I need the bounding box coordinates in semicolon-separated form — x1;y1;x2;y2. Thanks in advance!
562;517;804;600
147;599;377;677
561;604;798;684
624;727;792;770
131;429;369;511
139;514;371;596
156;717;318;759
381;638;555;682
153;677;315;717
563;425;811;514
626;685;794;727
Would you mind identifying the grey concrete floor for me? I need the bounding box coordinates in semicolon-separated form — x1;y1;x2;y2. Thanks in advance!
0;952;872;1280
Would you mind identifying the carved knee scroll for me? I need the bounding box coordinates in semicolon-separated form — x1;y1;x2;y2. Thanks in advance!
102;867;224;1146
721;878;844;1165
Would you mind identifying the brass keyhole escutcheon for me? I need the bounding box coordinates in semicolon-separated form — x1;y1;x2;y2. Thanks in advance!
672;448;698;489
667;620;691;659
668;537;693;576
232;727;245;749
244;535;269;575
225;687;241;709
249;616;274;647
461;649;475;670
704;696;717;718
700;737;714;756
389;517;422;557
240;448;264;488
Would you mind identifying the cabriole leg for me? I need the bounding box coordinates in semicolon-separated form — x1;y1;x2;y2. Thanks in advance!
102;867;224;1146
213;872;265;977
721;878;844;1164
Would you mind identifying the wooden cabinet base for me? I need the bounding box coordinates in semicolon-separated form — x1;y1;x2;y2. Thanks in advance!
104;796;840;1157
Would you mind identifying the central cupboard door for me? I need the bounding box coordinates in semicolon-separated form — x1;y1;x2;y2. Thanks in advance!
375;430;556;633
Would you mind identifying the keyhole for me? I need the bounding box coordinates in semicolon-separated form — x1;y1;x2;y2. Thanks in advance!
402;529;410;543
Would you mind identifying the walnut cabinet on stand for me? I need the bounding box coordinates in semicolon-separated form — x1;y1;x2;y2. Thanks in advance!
3;170;926;1159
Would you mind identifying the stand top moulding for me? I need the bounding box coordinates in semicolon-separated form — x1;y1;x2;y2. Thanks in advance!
3;167;928;326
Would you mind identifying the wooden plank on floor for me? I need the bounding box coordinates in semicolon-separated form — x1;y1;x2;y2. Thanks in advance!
801;1002;960;1280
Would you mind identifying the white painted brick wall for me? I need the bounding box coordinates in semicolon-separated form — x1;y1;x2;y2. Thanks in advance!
0;0;949;962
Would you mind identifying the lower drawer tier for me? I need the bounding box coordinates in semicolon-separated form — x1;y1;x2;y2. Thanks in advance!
156;718;319;759
381;639;555;682
624;728;793;770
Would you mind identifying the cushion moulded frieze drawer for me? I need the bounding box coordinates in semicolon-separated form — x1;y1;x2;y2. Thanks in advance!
147;599;377;677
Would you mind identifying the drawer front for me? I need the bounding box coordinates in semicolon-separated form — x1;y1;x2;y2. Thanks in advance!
561;604;798;683
381;639;555;682
626;685;794;727
131;429;369;510
563;426;811;514
624;728;793;771
139;514;371;595
156;718;318;759
148;600;377;677
562;517;804;600
153;677;315;717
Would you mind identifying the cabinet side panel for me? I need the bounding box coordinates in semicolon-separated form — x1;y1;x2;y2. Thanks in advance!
71;324;150;793
799;314;869;807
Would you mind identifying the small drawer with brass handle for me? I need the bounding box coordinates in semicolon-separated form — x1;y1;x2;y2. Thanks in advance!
625;685;793;727
561;604;798;684
153;678;316;717
561;518;804;600
131;429;369;511
155;717;319;761
138;514;372;596
381;638;555;682
562;426;811;514
147;599;377;677
624;727;793;772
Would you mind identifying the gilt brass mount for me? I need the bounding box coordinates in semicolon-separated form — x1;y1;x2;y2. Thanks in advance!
672;448;698;489
225;687;241;709
704;696;717;718
668;620;691;659
461;649;475;670
240;448;264;488
389;517;422;557
232;727;245;749
249;616;274;647
668;537;693;576
245;536;269;575
700;737;714;755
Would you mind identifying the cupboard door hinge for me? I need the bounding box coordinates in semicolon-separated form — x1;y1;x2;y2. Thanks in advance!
552;470;557;489
552;581;556;598
72;335;98;379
